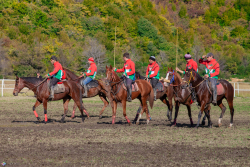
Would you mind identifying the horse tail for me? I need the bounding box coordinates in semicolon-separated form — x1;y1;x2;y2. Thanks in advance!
78;84;84;111
149;86;154;109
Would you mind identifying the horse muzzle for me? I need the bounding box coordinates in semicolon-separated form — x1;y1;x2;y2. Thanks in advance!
13;91;18;96
181;84;188;89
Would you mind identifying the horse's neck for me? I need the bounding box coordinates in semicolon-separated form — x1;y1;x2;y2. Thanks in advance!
67;71;78;80
24;81;38;93
113;73;121;82
173;74;181;85
192;74;204;88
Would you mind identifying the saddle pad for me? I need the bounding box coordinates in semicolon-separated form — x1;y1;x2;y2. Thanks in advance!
54;84;65;94
86;80;99;89
122;82;139;92
217;83;225;95
155;82;164;92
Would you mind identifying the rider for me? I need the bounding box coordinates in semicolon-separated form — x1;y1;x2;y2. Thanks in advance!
146;56;160;101
45;56;63;100
199;52;220;106
176;52;198;102
113;52;135;102
80;57;97;97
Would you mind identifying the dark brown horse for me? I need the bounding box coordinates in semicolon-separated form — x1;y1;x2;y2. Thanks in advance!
106;65;154;125
135;71;174;121
13;76;89;123
63;68;112;118
182;68;234;128
165;67;210;127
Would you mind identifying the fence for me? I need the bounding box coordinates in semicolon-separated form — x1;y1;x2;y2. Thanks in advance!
1;79;250;97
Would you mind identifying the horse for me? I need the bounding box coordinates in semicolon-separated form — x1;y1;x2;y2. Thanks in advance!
106;65;154;125
13;76;89;123
182;68;234;128
165;67;211;127
63;68;112;119
135;71;174;122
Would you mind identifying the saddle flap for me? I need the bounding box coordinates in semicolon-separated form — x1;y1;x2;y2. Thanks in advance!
122;82;139;92
54;84;65;94
155;82;164;92
217;83;225;95
86;80;99;89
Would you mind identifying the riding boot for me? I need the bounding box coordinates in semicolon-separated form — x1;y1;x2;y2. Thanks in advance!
48;86;55;100
127;85;132;102
191;89;197;103
212;88;217;106
83;85;88;97
153;87;157;101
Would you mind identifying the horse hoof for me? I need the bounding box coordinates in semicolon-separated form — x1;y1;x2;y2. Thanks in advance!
201;121;205;126
171;124;176;127
99;115;102;119
60;120;65;123
136;121;139;125
194;126;199;129
128;122;132;126
218;123;222;127
71;116;75;119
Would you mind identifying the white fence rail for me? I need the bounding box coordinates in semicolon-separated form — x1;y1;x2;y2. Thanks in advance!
1;79;250;97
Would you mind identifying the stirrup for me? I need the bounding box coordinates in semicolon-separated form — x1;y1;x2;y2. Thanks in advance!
127;97;132;102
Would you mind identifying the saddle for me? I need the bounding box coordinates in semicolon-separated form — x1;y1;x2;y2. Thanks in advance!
155;82;164;92
47;80;66;94
206;80;225;96
122;82;139;92
80;78;99;91
147;79;164;92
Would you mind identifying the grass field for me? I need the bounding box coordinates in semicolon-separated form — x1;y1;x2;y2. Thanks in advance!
0;96;250;166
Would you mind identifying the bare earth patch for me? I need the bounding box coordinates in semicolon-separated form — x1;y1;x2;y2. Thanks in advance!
0;97;250;166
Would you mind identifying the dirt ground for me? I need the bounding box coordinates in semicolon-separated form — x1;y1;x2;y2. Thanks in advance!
0;96;250;166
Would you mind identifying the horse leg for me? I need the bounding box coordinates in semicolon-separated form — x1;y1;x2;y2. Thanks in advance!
201;114;207;126
99;96;109;119
228;99;234;128
217;99;226;127
42;100;48;123
204;108;212;128
112;101;117;124
134;105;142;123
61;98;70;123
122;100;131;125
186;104;193;127
33;100;42;122
160;96;172;121
172;101;180;127
195;102;206;128
71;102;77;119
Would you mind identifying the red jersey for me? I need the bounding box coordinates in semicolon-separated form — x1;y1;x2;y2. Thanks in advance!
115;59;135;80
185;59;198;72
146;61;160;79
199;58;220;79
85;62;97;79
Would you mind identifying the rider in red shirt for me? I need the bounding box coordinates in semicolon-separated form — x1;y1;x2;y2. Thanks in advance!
80;57;97;97
45;56;63;100
176;53;198;103
199;53;220;105
146;56;160;101
113;53;135;102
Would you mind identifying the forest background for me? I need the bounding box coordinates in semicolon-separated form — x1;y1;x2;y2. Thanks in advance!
0;0;249;80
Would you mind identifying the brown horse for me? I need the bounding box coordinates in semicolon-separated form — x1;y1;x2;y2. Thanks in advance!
182;68;234;128
165;67;210;127
63;68;112;118
135;72;174;122
106;65;154;125
13;76;89;123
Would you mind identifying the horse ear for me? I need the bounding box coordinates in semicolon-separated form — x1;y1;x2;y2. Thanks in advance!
168;67;169;71
16;75;19;79
106;65;108;69
110;65;112;69
170;67;173;71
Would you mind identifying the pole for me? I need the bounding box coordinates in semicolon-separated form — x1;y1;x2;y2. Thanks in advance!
238;82;239;96
176;27;178;68
1;78;4;97
114;26;116;67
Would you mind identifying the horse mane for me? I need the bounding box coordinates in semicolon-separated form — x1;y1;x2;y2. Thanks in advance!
63;68;79;80
20;77;43;85
135;71;146;79
174;71;183;82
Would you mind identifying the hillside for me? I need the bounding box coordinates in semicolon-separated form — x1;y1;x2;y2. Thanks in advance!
0;0;249;79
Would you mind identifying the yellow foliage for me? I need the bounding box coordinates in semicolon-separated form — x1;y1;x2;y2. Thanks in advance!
159;15;172;27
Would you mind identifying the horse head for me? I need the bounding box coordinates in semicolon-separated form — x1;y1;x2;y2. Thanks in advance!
13;76;24;96
181;68;197;89
165;67;175;84
98;78;114;108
